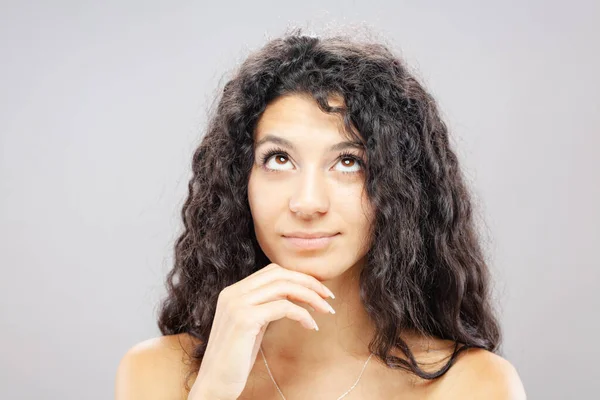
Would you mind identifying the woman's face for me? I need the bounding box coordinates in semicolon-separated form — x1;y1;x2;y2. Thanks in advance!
248;93;374;281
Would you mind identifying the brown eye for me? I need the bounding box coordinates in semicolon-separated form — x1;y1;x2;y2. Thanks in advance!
335;153;364;174
341;158;356;167
274;155;288;165
259;148;294;172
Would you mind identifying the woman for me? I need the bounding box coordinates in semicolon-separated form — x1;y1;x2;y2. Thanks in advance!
116;28;526;399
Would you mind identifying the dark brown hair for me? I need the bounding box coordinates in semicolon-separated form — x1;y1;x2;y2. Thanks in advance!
157;27;501;389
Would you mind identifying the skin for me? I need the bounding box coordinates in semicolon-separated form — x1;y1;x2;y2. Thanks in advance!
115;93;527;400
247;92;377;367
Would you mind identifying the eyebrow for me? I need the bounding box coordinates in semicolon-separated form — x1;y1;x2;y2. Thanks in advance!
255;134;364;152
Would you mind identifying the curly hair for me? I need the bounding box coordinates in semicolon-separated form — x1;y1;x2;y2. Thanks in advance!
157;27;501;390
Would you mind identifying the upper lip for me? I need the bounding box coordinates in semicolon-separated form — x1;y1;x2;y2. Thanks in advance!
283;231;339;239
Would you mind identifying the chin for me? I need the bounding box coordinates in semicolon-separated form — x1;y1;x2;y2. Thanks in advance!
276;257;349;281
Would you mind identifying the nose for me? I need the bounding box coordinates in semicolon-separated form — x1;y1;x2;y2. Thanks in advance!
289;167;330;219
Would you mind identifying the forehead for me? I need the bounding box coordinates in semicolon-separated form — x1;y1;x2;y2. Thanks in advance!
254;94;349;144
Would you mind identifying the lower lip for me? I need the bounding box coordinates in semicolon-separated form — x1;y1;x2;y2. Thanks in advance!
283;234;339;250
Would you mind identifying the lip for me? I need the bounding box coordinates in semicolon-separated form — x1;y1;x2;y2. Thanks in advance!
282;233;339;250
283;231;338;239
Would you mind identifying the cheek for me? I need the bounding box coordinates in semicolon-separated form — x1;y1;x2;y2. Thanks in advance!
247;171;263;217
340;186;373;222
346;192;375;248
248;180;279;235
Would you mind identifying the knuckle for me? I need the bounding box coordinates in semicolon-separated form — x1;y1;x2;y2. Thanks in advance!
272;279;293;292
285;301;299;316
218;287;230;301
216;294;230;311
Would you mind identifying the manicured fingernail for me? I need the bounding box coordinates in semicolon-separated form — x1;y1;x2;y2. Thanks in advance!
323;286;335;299
313;320;319;331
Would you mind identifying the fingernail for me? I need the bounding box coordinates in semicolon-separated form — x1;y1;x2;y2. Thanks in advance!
323;286;335;299
313;320;319;331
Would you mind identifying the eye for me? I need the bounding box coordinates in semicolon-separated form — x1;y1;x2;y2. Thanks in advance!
259;147;364;175
260;147;294;171
334;152;364;174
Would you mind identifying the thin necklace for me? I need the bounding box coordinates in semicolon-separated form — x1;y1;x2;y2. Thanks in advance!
259;346;374;400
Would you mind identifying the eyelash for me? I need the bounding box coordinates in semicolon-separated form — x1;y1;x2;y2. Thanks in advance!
259;146;365;174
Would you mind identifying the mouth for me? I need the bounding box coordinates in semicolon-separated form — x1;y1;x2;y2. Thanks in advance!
282;233;340;250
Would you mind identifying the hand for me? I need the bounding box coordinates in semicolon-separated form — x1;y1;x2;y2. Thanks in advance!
187;262;336;400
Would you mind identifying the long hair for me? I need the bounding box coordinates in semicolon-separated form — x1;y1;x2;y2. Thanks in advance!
157;27;501;389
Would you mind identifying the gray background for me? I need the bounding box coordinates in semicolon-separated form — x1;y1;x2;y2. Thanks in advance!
1;1;598;399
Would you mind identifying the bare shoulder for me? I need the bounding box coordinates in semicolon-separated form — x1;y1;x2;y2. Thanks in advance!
114;333;202;400
435;347;527;400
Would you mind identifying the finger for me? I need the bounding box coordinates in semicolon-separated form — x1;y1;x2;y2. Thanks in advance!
254;299;319;331
243;264;335;300
242;280;336;315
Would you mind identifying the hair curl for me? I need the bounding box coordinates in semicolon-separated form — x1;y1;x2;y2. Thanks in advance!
157;27;501;390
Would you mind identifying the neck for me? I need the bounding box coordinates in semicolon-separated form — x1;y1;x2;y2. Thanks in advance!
259;261;455;372
261;260;376;368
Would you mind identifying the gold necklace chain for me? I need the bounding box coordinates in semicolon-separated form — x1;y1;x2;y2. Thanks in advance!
259;346;374;400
